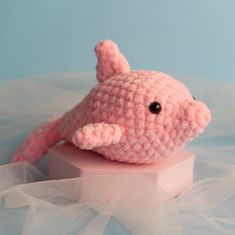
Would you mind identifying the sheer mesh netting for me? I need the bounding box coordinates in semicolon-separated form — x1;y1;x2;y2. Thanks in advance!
0;74;234;234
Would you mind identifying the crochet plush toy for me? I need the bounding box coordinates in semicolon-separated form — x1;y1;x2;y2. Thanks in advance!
12;40;211;165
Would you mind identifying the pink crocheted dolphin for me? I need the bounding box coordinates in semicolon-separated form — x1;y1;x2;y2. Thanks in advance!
12;40;211;165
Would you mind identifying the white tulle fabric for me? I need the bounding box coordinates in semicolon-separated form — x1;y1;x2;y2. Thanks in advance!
0;74;234;235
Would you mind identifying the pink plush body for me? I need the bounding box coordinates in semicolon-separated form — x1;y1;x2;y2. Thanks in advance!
12;40;211;165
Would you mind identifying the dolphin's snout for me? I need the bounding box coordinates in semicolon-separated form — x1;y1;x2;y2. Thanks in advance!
194;101;211;130
184;100;211;136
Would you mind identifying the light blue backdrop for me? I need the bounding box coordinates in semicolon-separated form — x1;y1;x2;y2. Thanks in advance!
1;0;235;81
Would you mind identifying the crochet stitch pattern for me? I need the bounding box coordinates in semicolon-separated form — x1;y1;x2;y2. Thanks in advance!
12;40;211;165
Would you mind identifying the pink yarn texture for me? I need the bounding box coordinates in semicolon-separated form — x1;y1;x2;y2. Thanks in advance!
12;40;211;165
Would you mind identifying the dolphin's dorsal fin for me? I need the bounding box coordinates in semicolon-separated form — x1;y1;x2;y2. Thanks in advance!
95;40;130;83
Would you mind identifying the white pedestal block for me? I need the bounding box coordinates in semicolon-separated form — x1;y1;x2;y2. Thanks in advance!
48;143;195;197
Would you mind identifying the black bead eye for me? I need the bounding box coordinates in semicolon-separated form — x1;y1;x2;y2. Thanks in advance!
149;102;162;114
193;96;196;100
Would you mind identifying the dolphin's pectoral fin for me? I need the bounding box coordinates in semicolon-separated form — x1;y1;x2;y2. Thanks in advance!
72;123;123;150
